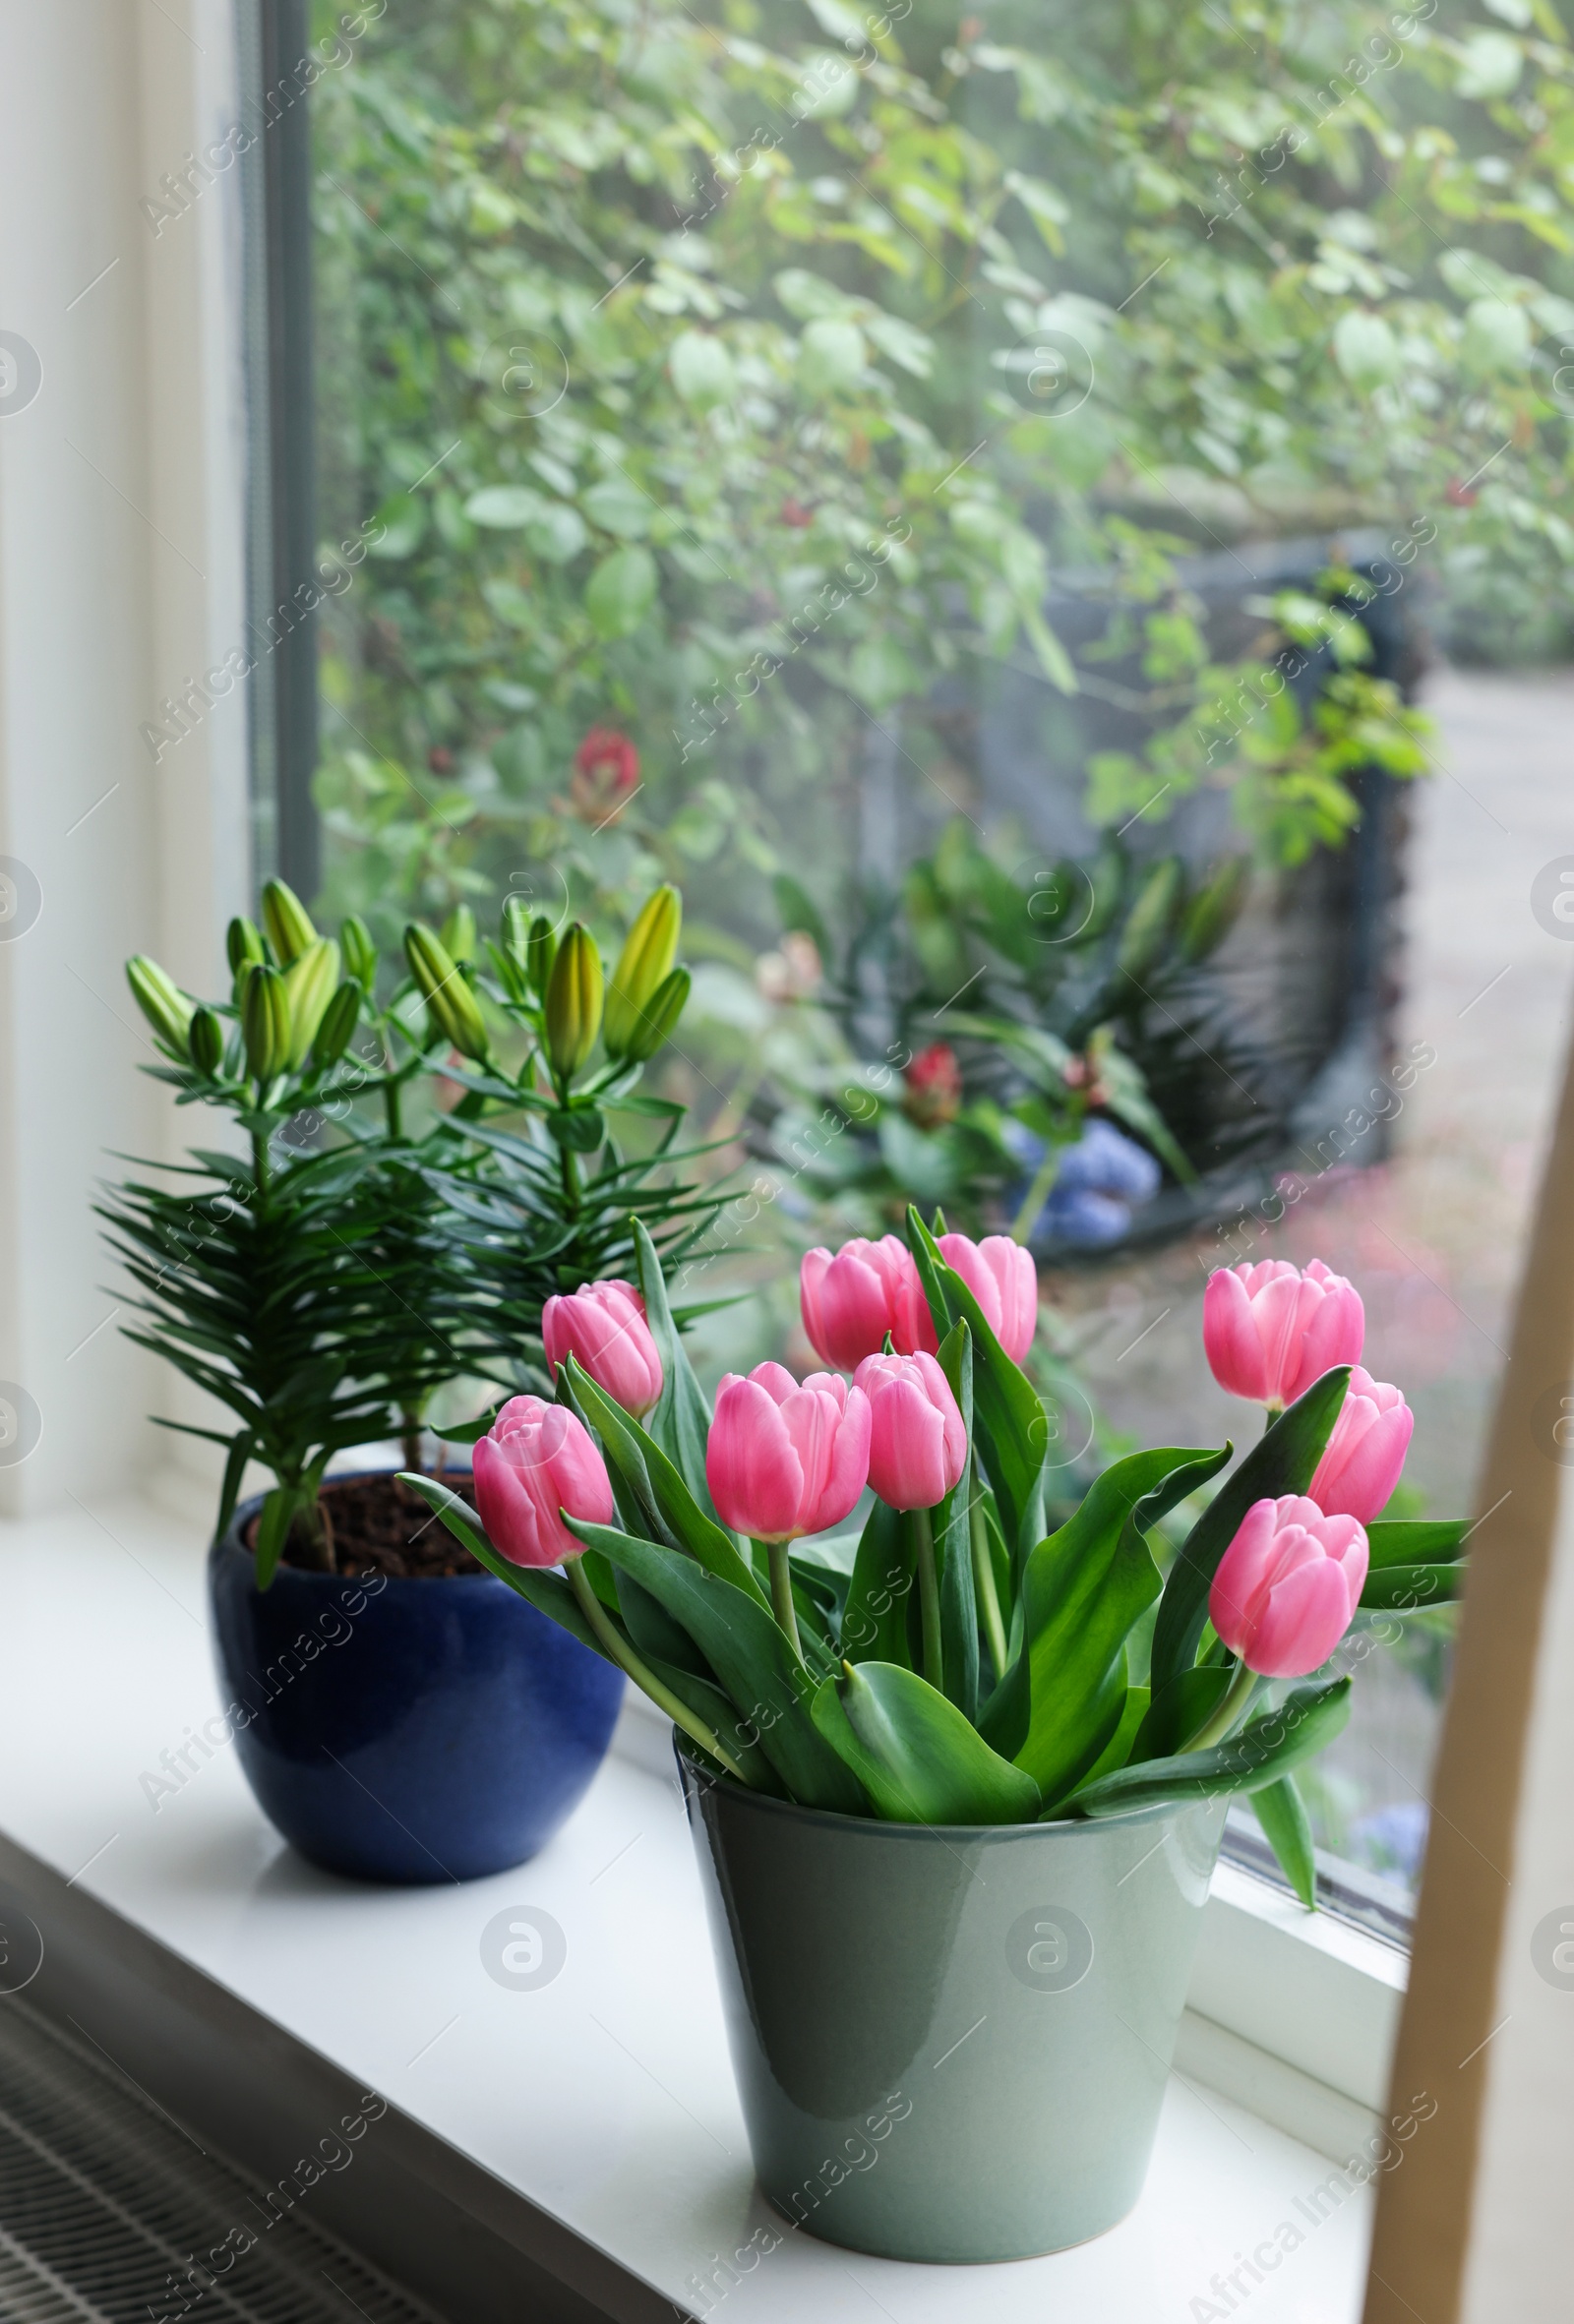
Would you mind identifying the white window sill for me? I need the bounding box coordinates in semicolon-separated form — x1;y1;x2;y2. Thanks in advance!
0;1489;1391;2321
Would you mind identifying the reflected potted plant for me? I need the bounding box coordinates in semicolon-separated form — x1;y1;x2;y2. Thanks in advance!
407;1217;1465;2261
103;879;706;1882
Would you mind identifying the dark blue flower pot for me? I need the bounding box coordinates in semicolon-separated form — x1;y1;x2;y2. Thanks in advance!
208;1479;625;1884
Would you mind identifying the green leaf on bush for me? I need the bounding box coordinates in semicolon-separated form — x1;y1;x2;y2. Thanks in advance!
812;1660;1041;1824
585;545;657;637
1147;1368;1350;1731
1069;1677;1353;1817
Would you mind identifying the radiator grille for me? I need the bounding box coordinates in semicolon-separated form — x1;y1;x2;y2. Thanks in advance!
0;1999;441;2324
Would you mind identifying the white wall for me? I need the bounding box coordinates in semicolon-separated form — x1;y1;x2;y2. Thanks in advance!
0;0;251;1517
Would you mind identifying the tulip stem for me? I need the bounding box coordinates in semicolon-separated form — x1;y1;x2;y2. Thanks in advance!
1182;1659;1259;1754
761;1539;802;1657
566;1558;752;1787
970;1494;1009;1679
913;1506;943;1693
1008;1144;1061;1246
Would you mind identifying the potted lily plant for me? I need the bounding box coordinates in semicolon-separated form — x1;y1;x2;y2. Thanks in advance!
104;878;705;1883
406;1219;1464;2262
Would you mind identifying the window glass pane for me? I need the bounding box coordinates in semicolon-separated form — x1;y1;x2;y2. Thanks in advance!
293;0;1574;1931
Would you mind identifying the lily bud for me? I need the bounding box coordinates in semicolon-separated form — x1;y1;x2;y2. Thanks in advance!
189;1006;225;1077
282;937;342;1068
126;957;195;1056
260;878;317;967
312;980;362;1070
526;914;558;998
544;923;603;1080
604;885;682;1059
500;895;531;974
622;965;690;1062
226;917;267;977
240;962;291;1082
404;923;489;1061
441;904;477;964
340;915;377;992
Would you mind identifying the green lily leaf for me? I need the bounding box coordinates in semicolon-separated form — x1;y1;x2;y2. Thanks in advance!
840;1498;915;1668
635;1218;719;1520
254;1483;296;1590
1147;1368;1350;1734
907;1206;1047;1561
1069;1677;1353;1817
1364;1517;1470;1571
216;1430;255;1543
566;1516;869;1815
1252;1774;1317;1909
1010;1444;1232;1799
1360;1562;1467;1612
812;1660;1042;1825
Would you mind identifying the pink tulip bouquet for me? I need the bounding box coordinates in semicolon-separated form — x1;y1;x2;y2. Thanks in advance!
405;1215;1467;1903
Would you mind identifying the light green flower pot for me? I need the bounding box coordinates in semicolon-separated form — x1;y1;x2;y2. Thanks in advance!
679;1748;1227;2264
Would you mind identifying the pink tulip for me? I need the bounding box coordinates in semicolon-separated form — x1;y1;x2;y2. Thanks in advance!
1210;1494;1369;1679
473;1395;615;1568
800;1235;938;1371
706;1363;872;1544
542;1278;663;1417
1308;1366;1414;1523
938;1231;1038;1361
854;1351;968;1513
1203;1258;1365;1408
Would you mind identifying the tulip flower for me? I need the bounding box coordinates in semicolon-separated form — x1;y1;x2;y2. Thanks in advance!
472;1395;615;1568
854;1350;968;1692
1308;1366;1413;1523
800;1235;938;1371
854;1351;968;1514
706;1364;872;1649
1209;1494;1368;1681
543;1280;664;1417
937;1231;1038;1362
1203;1258;1365;1410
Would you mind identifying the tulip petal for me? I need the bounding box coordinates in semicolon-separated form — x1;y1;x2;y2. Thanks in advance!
705;1377;806;1541
1203;1268;1269;1400
1247;1557;1358;1678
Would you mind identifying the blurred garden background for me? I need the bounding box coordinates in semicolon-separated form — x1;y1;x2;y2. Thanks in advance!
282;0;1574;1915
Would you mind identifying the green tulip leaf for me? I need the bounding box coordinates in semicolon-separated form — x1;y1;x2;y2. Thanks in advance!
1069;1677;1353;1817
1147;1368;1351;1733
559;1354;766;1608
840;1498;916;1668
1364;1517;1470;1571
1010;1444;1232;1799
635;1218;721;1521
1359;1561;1467;1612
1252;1774;1317;1909
566;1516;869;1815
933;1320;979;1721
812;1660;1042;1825
396;1474;602;1653
907;1206;1047;1561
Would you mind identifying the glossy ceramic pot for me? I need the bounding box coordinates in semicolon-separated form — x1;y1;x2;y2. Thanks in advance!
679;1748;1226;2263
208;1480;624;1883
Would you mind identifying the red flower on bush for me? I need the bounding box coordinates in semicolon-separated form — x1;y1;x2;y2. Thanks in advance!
902;1043;963;1129
570;727;639;823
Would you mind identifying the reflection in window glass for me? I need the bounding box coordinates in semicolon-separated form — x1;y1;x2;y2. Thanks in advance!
298;0;1574;1924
